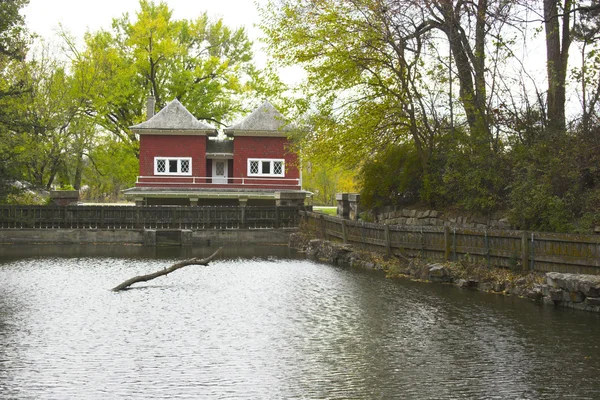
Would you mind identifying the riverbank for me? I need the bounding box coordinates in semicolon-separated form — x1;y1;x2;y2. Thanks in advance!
290;233;600;313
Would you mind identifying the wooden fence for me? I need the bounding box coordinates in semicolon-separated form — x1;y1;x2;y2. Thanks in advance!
301;211;600;274
0;205;303;230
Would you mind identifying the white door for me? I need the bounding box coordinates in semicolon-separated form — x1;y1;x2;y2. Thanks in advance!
212;159;228;184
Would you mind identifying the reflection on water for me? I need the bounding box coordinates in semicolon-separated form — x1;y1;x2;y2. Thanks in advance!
1;244;600;399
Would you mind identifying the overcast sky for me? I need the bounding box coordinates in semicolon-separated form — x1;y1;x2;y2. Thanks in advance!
24;0;263;39
23;0;269;65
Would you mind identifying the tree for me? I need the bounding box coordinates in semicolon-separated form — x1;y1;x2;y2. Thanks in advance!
81;136;138;201
543;0;573;134
67;0;282;152
0;0;30;201
6;47;86;189
302;161;357;206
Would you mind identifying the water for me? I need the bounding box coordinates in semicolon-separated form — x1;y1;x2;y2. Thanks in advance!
1;244;600;399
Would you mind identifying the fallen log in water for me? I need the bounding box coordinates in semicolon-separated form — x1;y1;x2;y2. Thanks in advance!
112;247;222;292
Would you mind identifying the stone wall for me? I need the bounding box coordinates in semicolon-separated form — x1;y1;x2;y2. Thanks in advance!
376;208;512;230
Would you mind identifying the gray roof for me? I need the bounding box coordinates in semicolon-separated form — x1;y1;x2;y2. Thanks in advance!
130;99;217;133
206;139;234;154
224;101;291;134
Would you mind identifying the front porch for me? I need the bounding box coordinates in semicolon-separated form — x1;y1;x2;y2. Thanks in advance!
123;187;310;207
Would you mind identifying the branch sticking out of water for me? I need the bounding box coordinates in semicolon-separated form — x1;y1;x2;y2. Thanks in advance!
112;247;222;292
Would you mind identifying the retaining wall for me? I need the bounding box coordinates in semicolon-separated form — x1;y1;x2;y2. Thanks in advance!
0;228;297;246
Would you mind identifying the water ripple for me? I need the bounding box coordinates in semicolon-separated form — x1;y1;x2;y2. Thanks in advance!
1;245;600;399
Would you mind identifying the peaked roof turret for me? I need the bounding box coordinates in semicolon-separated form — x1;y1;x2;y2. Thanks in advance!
224;101;292;137
130;99;217;135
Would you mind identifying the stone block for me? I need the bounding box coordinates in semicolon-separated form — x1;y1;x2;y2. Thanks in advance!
457;279;479;289
540;284;551;297
428;264;452;283
406;218;416;225
50;190;79;206
276;191;307;207
587;297;600;306
568;291;585;303
526;288;542;300
493;282;506;292
549;288;564;302
542;295;555;306
429;210;439;218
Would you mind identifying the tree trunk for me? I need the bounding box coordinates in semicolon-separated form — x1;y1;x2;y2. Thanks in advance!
112;247;222;291
544;0;572;134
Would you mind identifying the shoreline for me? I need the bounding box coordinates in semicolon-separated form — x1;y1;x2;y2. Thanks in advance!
290;233;600;314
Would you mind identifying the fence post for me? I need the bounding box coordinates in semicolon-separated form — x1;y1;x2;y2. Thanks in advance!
341;219;348;244
275;206;280;229
530;233;535;271
62;206;67;229
521;231;529;271
444;226;451;261
384;224;391;256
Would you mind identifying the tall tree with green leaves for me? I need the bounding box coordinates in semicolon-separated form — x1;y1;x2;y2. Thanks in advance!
6;45;88;189
0;0;30;201
67;0;282;152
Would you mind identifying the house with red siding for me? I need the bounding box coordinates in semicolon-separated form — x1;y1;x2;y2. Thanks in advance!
123;98;308;206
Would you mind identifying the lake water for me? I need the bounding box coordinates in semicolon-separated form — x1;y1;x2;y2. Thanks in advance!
1;244;600;399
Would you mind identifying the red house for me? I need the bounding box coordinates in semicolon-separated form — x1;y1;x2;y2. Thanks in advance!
123;98;308;206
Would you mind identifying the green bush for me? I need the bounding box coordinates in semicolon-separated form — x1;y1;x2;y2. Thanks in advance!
358;143;422;210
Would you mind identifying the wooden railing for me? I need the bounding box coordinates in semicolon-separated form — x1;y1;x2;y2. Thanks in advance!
301;211;600;274
135;175;301;189
0;205;304;230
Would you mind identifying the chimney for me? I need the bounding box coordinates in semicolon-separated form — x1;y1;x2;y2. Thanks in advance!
146;95;155;120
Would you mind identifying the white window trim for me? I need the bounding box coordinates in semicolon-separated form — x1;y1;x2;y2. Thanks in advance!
154;157;192;176
248;158;285;177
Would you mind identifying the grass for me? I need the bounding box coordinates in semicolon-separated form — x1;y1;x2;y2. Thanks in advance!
313;206;337;216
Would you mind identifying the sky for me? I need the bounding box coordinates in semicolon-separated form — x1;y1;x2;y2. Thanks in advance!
23;0;270;67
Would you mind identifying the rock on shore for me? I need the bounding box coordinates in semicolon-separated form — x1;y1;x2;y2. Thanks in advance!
290;234;600;313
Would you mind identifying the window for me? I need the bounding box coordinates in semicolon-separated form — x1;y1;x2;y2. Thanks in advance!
248;159;285;177
154;157;192;175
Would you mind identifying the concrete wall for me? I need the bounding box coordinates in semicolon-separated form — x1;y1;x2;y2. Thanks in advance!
191;228;297;245
0;229;145;245
0;228;297;246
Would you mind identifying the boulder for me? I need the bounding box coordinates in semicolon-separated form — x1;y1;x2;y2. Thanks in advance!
428;264;453;283
457;279;479;289
586;297;600;306
546;272;600;297
526;288;542;300
549;288;564;303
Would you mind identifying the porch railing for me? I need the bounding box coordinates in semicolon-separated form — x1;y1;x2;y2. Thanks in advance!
135;175;301;189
